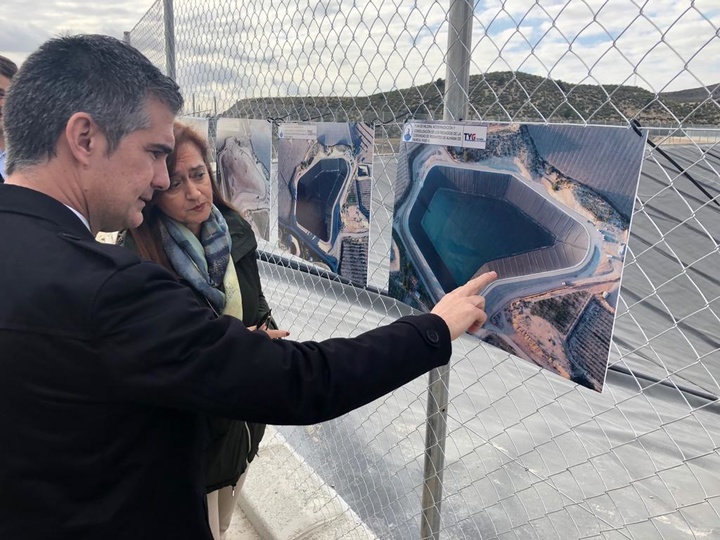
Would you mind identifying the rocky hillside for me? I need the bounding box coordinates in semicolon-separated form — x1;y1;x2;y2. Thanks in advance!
222;71;720;132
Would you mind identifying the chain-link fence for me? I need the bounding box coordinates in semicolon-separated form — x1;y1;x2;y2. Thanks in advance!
129;1;720;538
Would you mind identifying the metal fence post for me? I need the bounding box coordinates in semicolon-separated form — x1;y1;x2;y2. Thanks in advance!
420;365;451;540
420;1;474;539
163;0;176;80
123;31;131;46
443;0;474;122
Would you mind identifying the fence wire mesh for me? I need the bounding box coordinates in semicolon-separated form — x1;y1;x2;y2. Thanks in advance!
130;1;720;538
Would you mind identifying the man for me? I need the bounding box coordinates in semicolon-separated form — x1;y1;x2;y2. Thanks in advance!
0;54;18;181
0;35;496;539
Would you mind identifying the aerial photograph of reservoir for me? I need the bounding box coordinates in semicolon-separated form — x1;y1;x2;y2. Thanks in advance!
390;123;647;391
216;118;272;240
278;122;374;285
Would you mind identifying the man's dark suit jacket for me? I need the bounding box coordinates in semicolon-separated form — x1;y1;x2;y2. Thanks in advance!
0;185;452;539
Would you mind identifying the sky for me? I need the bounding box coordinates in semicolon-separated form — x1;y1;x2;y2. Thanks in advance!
1;0;718;115
0;1;152;66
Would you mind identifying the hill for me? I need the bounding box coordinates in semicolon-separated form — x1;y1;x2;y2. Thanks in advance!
222;72;720;133
659;84;720;104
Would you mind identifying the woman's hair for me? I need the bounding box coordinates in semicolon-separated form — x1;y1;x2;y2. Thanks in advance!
128;120;235;273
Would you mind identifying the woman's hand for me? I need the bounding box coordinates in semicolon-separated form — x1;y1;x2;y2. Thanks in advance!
264;329;290;339
247;325;290;339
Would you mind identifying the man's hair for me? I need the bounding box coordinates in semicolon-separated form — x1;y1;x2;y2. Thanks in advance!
0;55;18;80
3;34;183;175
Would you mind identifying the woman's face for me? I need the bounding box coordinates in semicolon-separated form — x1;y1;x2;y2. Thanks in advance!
155;141;213;237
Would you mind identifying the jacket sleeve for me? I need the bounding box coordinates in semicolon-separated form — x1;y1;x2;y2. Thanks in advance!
93;260;451;425
233;246;271;328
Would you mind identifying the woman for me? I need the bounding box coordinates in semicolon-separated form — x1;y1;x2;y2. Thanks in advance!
121;121;288;539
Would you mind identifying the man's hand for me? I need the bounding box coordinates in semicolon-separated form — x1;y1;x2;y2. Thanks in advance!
430;271;497;340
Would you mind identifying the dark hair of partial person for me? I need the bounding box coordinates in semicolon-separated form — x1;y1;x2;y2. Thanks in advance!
0;55;18;80
2;34;183;175
129;121;235;272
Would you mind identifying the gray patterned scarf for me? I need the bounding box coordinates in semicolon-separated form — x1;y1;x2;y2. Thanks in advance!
158;205;231;314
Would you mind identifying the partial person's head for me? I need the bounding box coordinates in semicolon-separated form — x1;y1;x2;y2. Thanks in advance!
0;55;19;141
3;35;183;231
154;122;223;237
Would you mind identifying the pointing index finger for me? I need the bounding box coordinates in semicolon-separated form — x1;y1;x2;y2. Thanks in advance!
460;271;497;296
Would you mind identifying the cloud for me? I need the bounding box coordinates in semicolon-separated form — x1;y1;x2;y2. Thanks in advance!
472;0;720;92
3;0;716;115
0;0;153;65
0;23;54;68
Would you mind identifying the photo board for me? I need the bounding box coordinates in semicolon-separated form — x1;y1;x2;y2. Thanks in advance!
216;118;272;241
277;122;374;286
391;122;647;392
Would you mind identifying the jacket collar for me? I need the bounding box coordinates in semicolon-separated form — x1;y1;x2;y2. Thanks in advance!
0;184;95;240
222;207;257;261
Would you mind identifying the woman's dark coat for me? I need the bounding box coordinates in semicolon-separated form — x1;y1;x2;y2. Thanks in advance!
122;208;272;492
204;209;271;492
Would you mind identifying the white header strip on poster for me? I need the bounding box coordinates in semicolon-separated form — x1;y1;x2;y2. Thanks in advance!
278;123;318;140
403;122;487;149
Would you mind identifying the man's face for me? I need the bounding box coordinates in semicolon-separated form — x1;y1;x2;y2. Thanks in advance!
0;74;11;139
88;98;175;232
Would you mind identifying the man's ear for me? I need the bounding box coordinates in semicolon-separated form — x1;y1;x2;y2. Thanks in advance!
64;112;103;167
